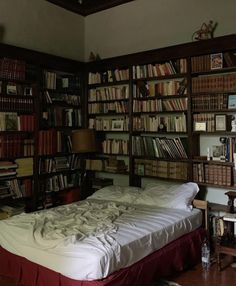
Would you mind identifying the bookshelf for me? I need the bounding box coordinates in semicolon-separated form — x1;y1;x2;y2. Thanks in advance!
190;46;236;189
0;43;84;215
37;69;83;209
86;66;130;178
85;34;236;189
0;57;38;213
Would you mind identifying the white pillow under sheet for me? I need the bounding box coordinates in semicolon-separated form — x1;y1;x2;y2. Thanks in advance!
88;185;143;203
134;182;199;211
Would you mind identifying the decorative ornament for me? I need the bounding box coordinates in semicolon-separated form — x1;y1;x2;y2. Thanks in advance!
192;21;217;41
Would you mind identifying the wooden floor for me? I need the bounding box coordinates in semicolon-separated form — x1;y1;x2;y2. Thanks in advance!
0;257;236;286
170;256;236;286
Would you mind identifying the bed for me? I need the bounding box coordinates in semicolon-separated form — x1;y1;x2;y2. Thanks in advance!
0;181;206;286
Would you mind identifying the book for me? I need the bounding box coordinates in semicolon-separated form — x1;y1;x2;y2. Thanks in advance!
223;213;236;222
210;53;223;70
224;52;236;67
228;94;236;109
5;113;18;131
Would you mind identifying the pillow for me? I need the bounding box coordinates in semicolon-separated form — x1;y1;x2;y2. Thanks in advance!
88;185;143;203
134;182;199;211
144;181;183;192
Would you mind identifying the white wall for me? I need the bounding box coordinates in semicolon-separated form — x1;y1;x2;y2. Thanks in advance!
0;0;85;61
85;0;236;61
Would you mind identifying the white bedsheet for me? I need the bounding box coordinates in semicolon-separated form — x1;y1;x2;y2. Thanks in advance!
0;199;202;281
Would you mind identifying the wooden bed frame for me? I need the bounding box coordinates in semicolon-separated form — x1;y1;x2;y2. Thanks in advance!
0;200;208;286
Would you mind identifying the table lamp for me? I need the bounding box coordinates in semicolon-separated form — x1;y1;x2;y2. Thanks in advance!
72;129;97;153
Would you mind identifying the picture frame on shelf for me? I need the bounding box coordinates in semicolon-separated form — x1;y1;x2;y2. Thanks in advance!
111;120;124;131
212;144;225;161
215;114;226;131
210;53;223;70
137;164;145;176
6;83;17;95
24;87;33;96
193;121;207;132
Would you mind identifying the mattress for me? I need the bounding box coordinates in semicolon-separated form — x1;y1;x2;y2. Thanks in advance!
0;199;202;281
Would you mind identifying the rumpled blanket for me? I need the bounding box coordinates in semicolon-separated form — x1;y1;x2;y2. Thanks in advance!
2;200;135;250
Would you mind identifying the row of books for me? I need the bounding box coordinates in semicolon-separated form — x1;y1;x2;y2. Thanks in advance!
38;155;81;174
0;202;25;219
102;139;129;155
136;79;187;97
40;173;81;193
44;91;80;106
133;97;188;113
193;113;216;132
133;113;187;132
0;178;23;199
132;59;187;79
0;112;34;131
0;177;32;199
134;159;188;180
38;130;72;155
88;86;129;102
191;94;228;111
132;136;188;159
191;52;236;73
88;68;130;84
85;158;128;173
192;73;236;93
0;97;34;112
88;117;129;131
44;71;57;90
88;101;129;114
0;58;26;80
193;162;232;186
43;108;82;128
0;136;34;157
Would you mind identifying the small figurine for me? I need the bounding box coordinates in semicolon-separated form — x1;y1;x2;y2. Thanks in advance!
192;21;217;41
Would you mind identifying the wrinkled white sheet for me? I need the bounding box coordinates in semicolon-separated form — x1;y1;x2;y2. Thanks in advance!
0;199;202;280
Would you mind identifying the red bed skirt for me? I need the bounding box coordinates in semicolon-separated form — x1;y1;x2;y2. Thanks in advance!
0;227;205;286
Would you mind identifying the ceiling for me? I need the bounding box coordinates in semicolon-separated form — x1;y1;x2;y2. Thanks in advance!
46;0;134;16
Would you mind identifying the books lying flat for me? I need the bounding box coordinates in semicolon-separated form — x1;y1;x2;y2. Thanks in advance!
223;213;236;222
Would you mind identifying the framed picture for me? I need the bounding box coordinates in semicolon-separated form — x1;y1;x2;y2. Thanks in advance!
24;87;33;96
137;164;145;176
215;114;226;131
194;121;207;132
210;53;223;70
6;83;17;95
212;145;225;161
111;120;124;131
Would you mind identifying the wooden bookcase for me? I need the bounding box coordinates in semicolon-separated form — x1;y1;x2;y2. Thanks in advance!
2;34;236;215
86;64;131;179
85;34;236;189
0;43;84;214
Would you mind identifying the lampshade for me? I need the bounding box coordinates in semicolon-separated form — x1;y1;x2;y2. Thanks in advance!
72;129;97;153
